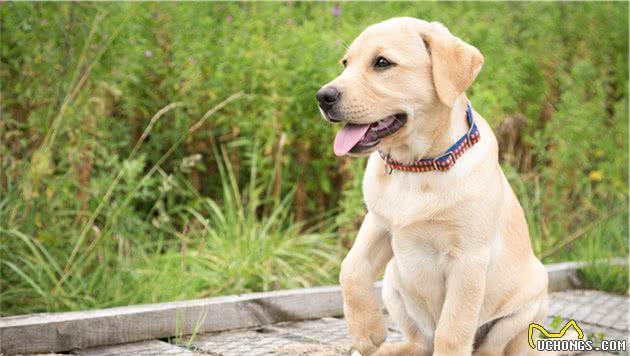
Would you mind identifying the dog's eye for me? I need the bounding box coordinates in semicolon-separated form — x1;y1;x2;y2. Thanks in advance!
374;57;393;69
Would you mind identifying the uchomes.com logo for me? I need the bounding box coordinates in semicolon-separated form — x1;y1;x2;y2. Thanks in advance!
528;319;627;353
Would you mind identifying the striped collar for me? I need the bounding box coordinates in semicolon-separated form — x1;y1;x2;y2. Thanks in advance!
379;103;480;174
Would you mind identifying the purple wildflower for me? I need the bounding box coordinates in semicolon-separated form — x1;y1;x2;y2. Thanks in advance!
332;4;341;18
144;50;153;58
226;15;233;23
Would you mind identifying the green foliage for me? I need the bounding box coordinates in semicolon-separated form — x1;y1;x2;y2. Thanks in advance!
1;2;628;315
579;263;629;295
575;223;629;295
1;147;340;314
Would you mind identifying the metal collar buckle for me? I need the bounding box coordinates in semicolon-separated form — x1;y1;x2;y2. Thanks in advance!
465;120;476;147
384;154;393;175
433;151;454;171
432;157;441;171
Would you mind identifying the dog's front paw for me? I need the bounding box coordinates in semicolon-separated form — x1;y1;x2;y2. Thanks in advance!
346;308;386;356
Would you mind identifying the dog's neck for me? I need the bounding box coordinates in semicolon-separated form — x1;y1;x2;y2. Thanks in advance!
383;96;470;164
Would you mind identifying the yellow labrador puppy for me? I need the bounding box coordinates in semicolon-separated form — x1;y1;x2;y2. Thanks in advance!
317;18;548;356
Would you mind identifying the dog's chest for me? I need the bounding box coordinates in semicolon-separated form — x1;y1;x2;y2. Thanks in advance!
362;158;471;265
365;174;462;261
363;165;474;323
363;168;454;228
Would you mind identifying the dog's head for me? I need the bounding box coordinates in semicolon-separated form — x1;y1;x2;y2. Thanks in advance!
317;17;483;157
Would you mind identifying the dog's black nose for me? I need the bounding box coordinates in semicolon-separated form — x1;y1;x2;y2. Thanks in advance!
316;86;341;111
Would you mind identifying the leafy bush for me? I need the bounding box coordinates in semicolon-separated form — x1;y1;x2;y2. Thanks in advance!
1;2;627;315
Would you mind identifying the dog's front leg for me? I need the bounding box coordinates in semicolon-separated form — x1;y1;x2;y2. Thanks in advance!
340;212;392;356
433;254;489;356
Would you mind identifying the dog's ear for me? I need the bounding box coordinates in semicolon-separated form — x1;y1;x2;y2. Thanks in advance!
421;22;484;107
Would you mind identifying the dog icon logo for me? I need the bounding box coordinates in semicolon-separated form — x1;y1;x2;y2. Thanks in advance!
528;319;584;349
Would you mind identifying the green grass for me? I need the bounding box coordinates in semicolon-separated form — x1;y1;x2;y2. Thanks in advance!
1;2;628;316
1;145;341;314
574;217;629;294
579;264;629;295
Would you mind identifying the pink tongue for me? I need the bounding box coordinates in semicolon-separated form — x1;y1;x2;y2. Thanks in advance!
334;124;371;156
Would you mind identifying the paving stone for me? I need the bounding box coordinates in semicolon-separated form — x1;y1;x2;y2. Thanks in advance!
547;290;628;332
73;340;196;356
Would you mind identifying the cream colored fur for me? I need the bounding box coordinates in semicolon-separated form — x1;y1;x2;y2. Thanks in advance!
319;18;550;356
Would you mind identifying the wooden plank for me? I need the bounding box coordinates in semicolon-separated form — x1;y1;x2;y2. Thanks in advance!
73;339;194;356
0;285;345;355
0;261;624;355
547;261;581;292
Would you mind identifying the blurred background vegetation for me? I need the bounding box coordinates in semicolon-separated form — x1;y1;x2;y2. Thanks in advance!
1;2;628;316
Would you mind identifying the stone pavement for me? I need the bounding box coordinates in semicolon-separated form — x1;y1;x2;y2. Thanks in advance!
183;290;628;356
36;290;629;356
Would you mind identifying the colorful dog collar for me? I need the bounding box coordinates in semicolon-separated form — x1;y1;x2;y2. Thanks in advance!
379;103;480;173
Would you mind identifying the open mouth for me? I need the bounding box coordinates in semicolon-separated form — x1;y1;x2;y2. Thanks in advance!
333;113;407;156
